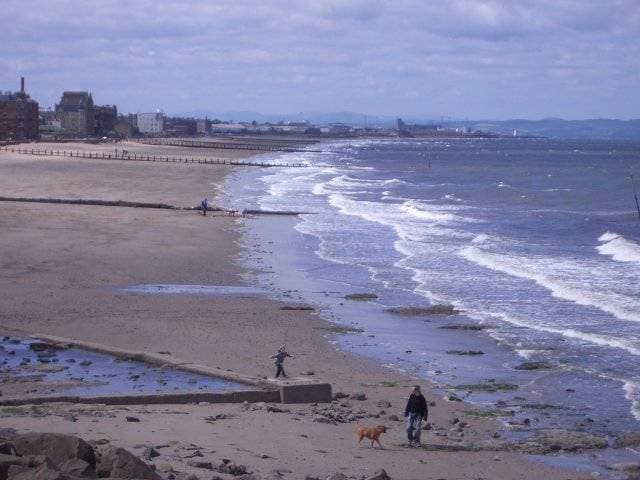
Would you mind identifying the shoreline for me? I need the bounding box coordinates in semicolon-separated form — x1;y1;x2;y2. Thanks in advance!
0;141;600;479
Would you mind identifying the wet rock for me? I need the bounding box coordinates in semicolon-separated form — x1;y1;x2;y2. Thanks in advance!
454;383;518;392
98;446;162;479
439;324;489;331
29;342;64;352
280;305;315;311
609;462;640;475
267;406;287;413
79;360;92;367
518;429;608;454
365;469;391;480
344;293;378;301
350;392;367;401
388;305;457;315
614;432;640;448
59;458;97;478
126;416;141;422
513;361;554;370
332;392;349;400
446;350;484;355
12;432;96;469
216;461;248;476
447;394;462;402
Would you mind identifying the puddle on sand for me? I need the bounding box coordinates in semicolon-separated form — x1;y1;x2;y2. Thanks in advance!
121;284;264;296
0;335;249;398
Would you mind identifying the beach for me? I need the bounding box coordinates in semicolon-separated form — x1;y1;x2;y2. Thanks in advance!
0;141;597;479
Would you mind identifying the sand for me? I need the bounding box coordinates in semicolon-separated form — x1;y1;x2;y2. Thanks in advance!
0;141;592;479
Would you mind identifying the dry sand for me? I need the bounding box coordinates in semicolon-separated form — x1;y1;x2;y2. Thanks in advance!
0;142;591;479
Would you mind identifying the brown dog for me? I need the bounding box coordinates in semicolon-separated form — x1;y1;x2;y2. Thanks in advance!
356;425;388;448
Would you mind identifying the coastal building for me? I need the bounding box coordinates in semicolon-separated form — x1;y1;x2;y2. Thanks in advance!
0;77;39;141
196;118;210;135
94;105;118;136
164;116;196;136
56;91;95;137
137;112;164;134
39;108;63;139
396;118;439;136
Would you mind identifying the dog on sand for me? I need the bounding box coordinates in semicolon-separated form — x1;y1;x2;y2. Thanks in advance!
356;425;388;448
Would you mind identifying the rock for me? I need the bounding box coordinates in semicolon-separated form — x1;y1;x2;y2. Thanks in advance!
518;429;608;454
216;462;248;476
325;474;348;480
0;429;17;441
365;469;391;480
12;433;96;469
439;324;488;331
447;394;462;402
79;360;92;367
609;462;640;474
97;446;162;479
313;416;333;424
388;415;399;421
302;371;315;376
344;293;378;301
59;458;97;478
388;305;457;315
332;392;349;400
28;342;64;352
513;361;554;370
267;406;286;413
350;392;367;401
377;401;392;408
7;462;65;480
0;453;31;479
126;416;141;422
143;447;160;460
236;475;257;480
446;350;484;355
614;432;640;448
187;460;213;470
0;442;16;456
175;474;200;480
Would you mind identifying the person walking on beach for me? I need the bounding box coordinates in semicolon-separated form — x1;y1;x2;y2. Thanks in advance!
271;345;294;378
201;198;208;216
404;385;428;448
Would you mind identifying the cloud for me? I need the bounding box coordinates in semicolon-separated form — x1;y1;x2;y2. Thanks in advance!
0;0;638;118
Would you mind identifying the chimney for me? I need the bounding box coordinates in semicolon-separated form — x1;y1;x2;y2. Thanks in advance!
20;77;24;93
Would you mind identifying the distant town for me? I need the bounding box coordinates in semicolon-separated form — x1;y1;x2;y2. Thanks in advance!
0;78;501;143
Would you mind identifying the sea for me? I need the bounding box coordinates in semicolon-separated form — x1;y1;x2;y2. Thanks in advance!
220;137;640;459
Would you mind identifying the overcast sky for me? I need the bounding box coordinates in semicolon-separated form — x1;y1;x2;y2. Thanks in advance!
1;0;638;119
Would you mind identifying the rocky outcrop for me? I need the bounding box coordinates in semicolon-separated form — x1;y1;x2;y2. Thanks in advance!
97;447;162;479
12;433;96;470
517;429;608;454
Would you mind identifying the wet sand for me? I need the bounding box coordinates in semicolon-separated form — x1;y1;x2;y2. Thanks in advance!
0;141;591;479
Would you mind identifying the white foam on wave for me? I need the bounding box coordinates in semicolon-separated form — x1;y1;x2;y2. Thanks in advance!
459;246;640;324
623;380;640;421
597;231;640;263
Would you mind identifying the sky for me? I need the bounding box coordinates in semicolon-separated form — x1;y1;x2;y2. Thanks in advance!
1;0;639;120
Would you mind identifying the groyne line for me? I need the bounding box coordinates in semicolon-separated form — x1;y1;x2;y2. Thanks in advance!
0;146;309;168
136;138;322;153
0;196;312;216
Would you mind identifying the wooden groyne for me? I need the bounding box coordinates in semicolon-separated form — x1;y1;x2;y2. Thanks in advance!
0;146;309;168
136;138;322;153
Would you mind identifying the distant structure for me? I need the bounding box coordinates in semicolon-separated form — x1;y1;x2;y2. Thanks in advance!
137;112;164;134
0;77;39;141
94;105;118;136
196;118;211;135
396;118;439;136
56;91;95;137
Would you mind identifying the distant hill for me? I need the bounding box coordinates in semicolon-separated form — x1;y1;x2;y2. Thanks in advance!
173;110;640;140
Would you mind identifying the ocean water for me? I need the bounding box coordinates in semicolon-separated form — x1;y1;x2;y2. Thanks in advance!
222;138;640;438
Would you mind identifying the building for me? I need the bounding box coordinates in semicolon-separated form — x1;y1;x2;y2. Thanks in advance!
56;91;95;137
164;116;196;136
196;118;210;135
94;105;118;136
0;77;39;141
137;112;164;134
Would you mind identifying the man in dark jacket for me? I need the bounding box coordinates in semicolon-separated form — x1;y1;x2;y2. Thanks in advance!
404;385;428;447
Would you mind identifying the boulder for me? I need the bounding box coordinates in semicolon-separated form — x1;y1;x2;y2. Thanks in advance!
614;432;640;448
350;392;367;401
59;458;97;478
97;447;162;480
12;433;96;469
0;453;31;480
365;470;391;480
7;461;64;480
325;474;348;480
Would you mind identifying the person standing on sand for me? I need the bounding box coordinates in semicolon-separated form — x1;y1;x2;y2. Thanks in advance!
271;345;294;378
404;385;428;448
201;198;208;216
